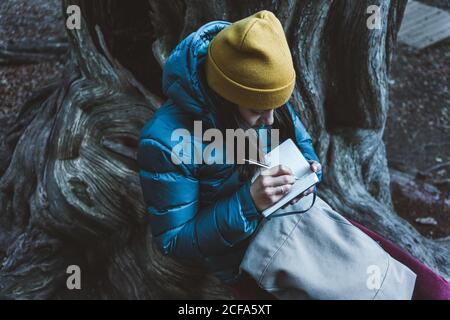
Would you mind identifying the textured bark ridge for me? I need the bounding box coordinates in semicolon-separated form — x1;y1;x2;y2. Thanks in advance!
0;0;448;299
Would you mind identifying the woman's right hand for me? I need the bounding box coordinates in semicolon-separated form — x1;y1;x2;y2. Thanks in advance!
250;165;296;212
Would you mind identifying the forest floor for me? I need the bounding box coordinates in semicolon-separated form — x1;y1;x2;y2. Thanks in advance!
385;0;449;239
0;0;449;238
0;0;66;130
386;37;450;239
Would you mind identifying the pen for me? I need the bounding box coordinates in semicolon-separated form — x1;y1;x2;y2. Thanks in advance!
243;158;271;169
243;159;300;180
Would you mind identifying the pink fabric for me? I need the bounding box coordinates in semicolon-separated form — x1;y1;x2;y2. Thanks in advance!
229;219;450;300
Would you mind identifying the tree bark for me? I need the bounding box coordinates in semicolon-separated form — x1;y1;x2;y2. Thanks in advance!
0;0;448;299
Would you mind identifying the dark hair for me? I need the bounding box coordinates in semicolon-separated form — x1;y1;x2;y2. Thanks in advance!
206;87;296;182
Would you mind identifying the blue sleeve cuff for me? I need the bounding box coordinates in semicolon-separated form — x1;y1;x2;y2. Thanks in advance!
237;181;260;220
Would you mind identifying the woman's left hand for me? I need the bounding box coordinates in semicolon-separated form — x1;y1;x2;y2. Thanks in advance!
283;160;322;207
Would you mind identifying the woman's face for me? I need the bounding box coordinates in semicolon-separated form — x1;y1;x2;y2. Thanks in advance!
237;106;275;127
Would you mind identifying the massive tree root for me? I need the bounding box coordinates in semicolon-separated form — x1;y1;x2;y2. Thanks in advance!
0;0;448;299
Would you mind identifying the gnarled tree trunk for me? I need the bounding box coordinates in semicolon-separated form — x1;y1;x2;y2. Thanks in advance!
0;0;448;299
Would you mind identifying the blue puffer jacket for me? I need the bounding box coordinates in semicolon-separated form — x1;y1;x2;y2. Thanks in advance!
138;20;322;284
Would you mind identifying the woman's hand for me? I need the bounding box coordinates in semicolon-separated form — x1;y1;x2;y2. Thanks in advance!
250;165;296;211
286;160;322;206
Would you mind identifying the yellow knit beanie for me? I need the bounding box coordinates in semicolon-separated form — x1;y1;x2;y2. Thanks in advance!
206;10;296;110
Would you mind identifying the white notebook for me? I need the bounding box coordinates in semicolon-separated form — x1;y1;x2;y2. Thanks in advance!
260;139;319;218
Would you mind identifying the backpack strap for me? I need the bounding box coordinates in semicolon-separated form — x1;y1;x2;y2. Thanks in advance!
266;192;316;220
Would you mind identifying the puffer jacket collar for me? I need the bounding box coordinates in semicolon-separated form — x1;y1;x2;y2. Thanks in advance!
162;20;231;126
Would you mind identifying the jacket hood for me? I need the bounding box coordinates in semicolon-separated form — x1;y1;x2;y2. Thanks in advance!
162;21;231;123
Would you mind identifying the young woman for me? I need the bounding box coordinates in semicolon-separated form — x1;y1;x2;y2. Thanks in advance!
138;11;450;299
